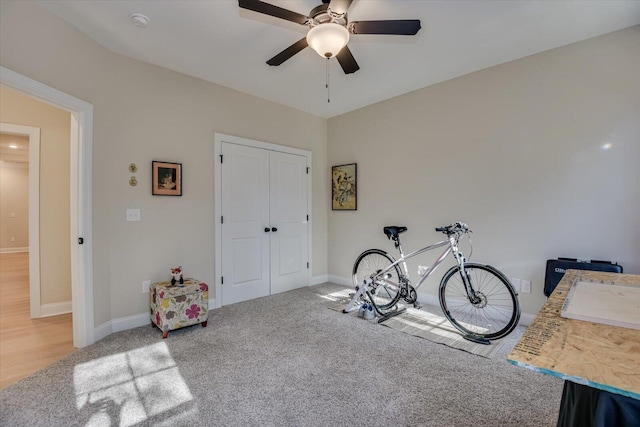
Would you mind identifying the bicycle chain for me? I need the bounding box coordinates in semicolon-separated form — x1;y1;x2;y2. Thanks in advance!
401;284;418;304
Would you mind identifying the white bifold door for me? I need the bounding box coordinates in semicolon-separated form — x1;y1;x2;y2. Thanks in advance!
221;141;309;305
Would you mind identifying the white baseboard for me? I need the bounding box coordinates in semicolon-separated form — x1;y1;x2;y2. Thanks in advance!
40;301;72;317
328;275;351;287
416;292;440;306
112;312;150;333
311;274;329;285
93;298;217;343
93;321;113;343
93;312;150;342
0;247;28;254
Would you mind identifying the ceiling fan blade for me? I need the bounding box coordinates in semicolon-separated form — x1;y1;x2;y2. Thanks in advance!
328;0;354;16
350;20;421;35
239;0;310;25
336;46;360;74
266;38;309;66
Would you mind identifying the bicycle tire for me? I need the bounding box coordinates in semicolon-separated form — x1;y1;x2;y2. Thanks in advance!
352;249;402;311
439;263;520;340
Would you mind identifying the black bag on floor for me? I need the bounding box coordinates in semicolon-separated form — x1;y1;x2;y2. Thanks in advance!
544;258;623;297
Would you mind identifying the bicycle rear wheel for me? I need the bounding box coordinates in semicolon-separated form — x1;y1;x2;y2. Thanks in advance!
352;249;402;311
439;263;520;340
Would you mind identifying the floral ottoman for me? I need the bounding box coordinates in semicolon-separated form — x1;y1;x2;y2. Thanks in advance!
150;278;208;338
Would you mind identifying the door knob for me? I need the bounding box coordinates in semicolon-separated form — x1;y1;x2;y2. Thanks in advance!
264;228;271;232
271;227;278;232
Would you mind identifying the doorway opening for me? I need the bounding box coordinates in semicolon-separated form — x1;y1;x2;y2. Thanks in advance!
0;124;41;316
1;66;94;348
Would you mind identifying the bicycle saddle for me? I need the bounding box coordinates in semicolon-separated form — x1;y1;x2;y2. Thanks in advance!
383;226;407;240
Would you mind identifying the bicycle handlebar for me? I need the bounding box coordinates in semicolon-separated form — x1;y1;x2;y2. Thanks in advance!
435;222;471;235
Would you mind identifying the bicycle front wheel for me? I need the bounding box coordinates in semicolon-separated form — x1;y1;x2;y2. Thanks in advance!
439;263;520;340
352;249;402;311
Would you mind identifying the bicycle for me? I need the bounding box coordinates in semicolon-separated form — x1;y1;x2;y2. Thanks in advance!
343;222;521;343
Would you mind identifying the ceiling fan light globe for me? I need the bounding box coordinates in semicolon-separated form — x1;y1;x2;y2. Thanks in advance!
306;23;350;59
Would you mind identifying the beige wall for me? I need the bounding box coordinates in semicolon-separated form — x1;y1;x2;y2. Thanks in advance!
0;0;329;325
0;164;29;249
328;26;640;315
2;0;637;327
0;86;72;305
0;134;29;249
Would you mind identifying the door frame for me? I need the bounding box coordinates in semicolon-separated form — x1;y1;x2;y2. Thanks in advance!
0;123;41;317
1;66;94;347
214;133;312;308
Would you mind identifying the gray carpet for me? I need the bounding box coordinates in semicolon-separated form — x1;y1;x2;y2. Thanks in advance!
0;283;563;427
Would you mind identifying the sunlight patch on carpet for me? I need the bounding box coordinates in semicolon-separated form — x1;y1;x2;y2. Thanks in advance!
325;288;509;358
74;342;195;426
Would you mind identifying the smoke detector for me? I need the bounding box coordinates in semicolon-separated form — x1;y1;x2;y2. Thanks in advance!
130;13;149;28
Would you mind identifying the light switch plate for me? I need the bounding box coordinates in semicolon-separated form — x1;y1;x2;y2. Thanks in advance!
126;209;141;221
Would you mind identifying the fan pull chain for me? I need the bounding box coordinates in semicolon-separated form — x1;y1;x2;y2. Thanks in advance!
326;58;330;103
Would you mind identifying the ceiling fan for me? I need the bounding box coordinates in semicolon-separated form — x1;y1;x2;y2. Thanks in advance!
238;0;421;74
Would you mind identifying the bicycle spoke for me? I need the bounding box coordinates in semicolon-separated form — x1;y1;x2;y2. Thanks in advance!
440;264;520;339
353;249;402;312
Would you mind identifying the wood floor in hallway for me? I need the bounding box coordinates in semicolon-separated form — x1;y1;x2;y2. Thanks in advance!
0;252;75;389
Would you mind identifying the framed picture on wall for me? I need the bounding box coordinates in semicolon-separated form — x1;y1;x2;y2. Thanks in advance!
332;163;357;210
152;161;182;196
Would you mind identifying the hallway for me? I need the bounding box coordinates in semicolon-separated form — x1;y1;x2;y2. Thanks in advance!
0;252;75;389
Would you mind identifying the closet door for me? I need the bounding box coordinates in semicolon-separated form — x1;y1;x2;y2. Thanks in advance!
269;151;308;294
220;142;270;305
220;142;309;306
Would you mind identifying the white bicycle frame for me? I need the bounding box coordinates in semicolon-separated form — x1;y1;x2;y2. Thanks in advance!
344;232;473;314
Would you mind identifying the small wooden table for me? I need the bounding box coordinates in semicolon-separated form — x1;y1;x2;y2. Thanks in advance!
507;270;640;425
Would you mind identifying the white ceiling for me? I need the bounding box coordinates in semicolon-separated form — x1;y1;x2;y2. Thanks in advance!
0;133;29;165
37;0;640;118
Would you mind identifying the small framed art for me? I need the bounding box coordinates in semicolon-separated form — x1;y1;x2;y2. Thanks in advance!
152;161;182;196
332;163;357;210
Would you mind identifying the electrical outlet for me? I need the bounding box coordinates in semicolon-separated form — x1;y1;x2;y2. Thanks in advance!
521;280;531;294
142;280;151;293
10;236;15;242
511;278;521;293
